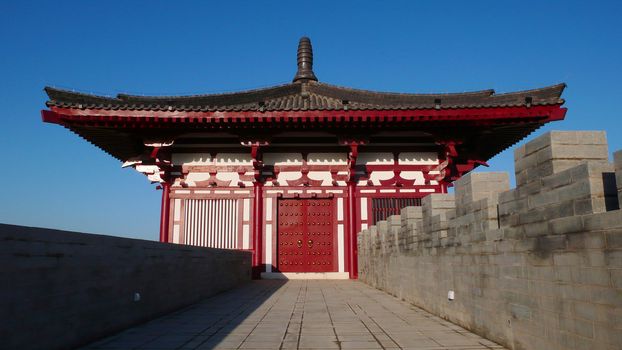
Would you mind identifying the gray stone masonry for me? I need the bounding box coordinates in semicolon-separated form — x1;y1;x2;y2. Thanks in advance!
514;131;608;186
0;224;251;350
615;150;622;207
358;130;622;350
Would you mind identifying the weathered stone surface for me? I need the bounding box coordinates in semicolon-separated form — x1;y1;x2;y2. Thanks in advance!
358;130;622;350
615;150;622;206
81;280;506;350
1;224;251;350
515;131;609;186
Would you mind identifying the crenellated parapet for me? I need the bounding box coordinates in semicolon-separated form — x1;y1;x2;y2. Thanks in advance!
615;150;622;207
358;130;622;350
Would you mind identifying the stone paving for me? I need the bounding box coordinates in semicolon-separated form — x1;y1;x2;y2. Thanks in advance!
83;280;504;350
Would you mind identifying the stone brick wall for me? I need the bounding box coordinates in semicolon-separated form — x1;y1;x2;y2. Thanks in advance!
358;131;622;350
0;224;251;350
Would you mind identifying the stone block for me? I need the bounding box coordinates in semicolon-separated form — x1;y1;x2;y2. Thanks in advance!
542;201;575;221
549;216;584;235
455;173;509;219
582;211;622;231
515;131;609;185
400;206;422;221
514;143;527;162
377;221;388;236
615;150;622;205
571;267;611;286
591;286;622;307
541;171;573;190
498;198;528;219
553;252;583;266
422;193;455;210
551;143;609;161
605;250;622;267
553;130;608;145
523;132;554;156
523;221;550;238
518;208;545;225
604;229;622;248
387;215;401;227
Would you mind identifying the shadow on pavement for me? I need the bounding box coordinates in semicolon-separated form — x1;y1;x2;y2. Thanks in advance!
81;280;287;350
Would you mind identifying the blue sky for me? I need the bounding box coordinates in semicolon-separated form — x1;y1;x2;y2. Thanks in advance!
1;1;620;240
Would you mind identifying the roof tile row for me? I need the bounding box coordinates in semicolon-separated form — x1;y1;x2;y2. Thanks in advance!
45;81;565;113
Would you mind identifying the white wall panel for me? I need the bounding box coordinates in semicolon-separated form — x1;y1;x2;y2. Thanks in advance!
171;153;212;165
398;152;439;165
263;153;303;165
307;153;347;165
358;152;393;165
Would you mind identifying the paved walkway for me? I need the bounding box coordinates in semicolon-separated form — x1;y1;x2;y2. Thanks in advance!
83;281;504;350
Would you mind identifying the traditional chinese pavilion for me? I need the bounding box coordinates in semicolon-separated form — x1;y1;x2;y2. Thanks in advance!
42;37;566;279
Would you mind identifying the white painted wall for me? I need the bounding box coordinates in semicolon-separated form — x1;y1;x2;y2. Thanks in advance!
263;153;303;166
171;153;212;165
358;152;393;165
398;152;438;165
307;153;347;165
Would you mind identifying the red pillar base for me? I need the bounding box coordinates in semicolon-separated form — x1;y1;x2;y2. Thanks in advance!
251;266;263;280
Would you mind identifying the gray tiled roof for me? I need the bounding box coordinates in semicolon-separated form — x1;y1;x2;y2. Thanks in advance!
45;81;565;112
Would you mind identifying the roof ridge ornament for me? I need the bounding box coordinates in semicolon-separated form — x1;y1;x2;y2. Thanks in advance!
293;37;318;83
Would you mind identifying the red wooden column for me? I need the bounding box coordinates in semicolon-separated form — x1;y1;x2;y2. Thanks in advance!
244;141;268;279
252;181;264;278
159;182;171;242
342;140;363;279
347;180;358;279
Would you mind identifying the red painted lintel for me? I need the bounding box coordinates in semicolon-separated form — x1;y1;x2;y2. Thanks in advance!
43;105;567;126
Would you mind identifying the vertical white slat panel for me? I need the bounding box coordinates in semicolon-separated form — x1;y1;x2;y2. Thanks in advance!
195;199;199;246
229;200;234;249
206;199;212;247
233;200;239;249
195;199;200;247
230;200;235;249
217;199;223;248
174;199;181;221
194;199;199;246
199;199;204;246
183;199;240;249
188;199;194;245
192;199;197;245
183;200;189;245
243;198;250;221
227;200;233;249
216;199;222;248
218;199;223;248
185;199;190;245
222;200;227;248
243;225;250;249
360;197;368;221
206;200;218;248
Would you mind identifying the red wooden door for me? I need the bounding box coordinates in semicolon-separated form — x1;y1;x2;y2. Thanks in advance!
277;198;336;272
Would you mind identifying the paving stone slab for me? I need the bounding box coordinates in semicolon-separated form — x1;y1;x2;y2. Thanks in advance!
80;280;506;350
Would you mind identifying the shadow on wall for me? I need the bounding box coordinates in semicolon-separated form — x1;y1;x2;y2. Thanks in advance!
0;224;252;350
